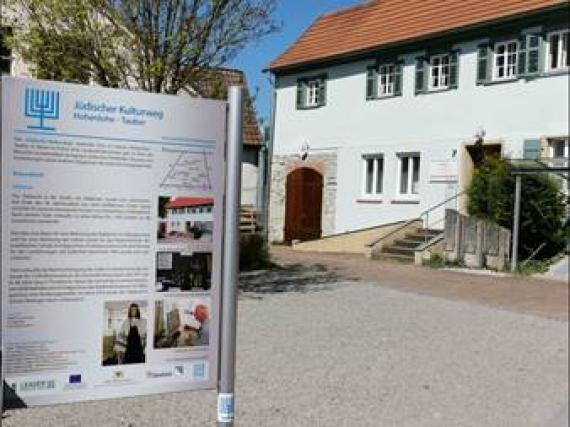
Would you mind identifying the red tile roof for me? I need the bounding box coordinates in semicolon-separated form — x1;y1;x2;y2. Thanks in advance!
193;68;263;146
269;0;568;72
165;197;214;209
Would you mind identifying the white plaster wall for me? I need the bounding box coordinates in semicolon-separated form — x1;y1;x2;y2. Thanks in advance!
166;210;213;233
273;36;569;234
241;146;259;208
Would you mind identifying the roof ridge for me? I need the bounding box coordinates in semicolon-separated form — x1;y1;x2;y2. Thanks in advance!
321;1;377;19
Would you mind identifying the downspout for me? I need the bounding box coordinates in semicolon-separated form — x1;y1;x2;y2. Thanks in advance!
262;73;277;243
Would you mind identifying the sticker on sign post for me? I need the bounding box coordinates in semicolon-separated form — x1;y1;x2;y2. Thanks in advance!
217;393;235;423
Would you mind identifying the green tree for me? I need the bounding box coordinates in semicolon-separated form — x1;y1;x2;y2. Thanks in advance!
467;157;567;260
6;0;278;93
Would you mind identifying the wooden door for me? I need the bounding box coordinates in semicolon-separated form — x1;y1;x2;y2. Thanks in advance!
284;168;323;243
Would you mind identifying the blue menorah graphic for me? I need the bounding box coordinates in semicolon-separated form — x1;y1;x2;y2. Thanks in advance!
25;88;61;131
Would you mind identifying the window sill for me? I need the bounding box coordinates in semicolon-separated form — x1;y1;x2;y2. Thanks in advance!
415;86;457;96
297;104;325;110
366;93;402;101
356;197;383;204
391;198;420;205
479;77;518;86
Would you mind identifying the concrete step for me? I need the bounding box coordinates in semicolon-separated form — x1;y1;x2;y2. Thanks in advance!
382;246;416;256
372;252;415;263
416;228;442;237
393;239;421;249
404;234;430;243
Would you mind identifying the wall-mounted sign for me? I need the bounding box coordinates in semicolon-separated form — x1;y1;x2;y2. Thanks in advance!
429;159;458;182
1;77;226;407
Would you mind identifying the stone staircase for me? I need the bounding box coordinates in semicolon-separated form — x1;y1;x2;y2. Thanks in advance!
372;228;441;263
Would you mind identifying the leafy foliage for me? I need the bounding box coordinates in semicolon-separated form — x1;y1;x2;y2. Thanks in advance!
467;156;567;259
6;0;278;93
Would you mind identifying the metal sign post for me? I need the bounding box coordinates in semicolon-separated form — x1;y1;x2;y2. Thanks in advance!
511;175;522;273
217;86;243;426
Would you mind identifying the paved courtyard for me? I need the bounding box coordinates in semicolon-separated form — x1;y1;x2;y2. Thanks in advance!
3;249;568;426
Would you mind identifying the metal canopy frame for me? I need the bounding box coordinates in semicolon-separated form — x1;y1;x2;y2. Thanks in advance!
508;157;569;272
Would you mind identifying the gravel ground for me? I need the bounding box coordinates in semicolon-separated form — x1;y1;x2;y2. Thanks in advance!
3;278;568;427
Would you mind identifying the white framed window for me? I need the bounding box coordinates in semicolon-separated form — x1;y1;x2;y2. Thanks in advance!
378;64;395;96
493;40;518;80
549;137;569;158
429;54;450;90
362;155;384;196
547;30;569;71
305;79;321;108
397;154;421;196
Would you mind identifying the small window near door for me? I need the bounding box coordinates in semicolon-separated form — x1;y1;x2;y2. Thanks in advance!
549;137;569;158
398;154;420;196
362;155;384;196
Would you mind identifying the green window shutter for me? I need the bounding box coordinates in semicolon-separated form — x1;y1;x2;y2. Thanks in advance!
526;33;542;76
318;78;326;106
476;44;491;84
518;35;527;76
523;139;541;160
415;57;425;94
366;66;377;100
296;80;304;109
449;50;459;89
394;61;403;96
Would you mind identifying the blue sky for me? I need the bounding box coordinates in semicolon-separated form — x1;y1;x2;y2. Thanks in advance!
230;0;361;126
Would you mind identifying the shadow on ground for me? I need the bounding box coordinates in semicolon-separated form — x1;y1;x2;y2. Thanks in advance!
239;262;353;298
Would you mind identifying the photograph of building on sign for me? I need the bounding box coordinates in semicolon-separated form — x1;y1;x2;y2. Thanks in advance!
154;297;210;349
157;196;214;244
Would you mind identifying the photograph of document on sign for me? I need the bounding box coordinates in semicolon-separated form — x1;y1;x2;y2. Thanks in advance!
1;76;225;407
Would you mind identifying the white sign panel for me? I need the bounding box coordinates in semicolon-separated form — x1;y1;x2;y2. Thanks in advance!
429;159;458;182
1;77;225;407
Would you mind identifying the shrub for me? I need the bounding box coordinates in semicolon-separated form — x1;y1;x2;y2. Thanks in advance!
467;157;566;260
240;234;270;271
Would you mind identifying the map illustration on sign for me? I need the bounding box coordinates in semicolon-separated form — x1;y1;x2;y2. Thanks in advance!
160;149;214;191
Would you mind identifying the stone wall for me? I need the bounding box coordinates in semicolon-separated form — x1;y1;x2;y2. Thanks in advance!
443;209;511;271
269;151;337;242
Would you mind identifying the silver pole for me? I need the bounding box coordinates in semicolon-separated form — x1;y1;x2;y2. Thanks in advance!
217;86;243;426
511;175;522;273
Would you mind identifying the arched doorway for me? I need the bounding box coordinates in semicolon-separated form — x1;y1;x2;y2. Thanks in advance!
284;168;323;243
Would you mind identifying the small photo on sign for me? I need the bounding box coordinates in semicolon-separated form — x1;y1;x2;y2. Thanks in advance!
157;196;214;244
102;301;148;366
154;298;210;349
156;251;212;292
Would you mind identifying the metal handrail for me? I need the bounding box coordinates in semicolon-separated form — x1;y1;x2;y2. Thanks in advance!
365;217;422;248
420;190;467;218
422;190;467;233
367;190;467;249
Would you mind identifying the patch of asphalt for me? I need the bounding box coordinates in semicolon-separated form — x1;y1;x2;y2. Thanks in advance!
3;281;567;427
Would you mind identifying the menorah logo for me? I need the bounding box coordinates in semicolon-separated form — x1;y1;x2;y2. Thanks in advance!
24;88;61;131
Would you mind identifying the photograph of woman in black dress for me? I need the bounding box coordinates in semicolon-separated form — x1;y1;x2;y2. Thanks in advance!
115;303;147;364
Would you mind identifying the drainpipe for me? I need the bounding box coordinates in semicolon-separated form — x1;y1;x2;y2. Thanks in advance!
261;73;277;243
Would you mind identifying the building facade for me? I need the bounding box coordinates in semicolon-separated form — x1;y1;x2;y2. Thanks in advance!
268;0;569;243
